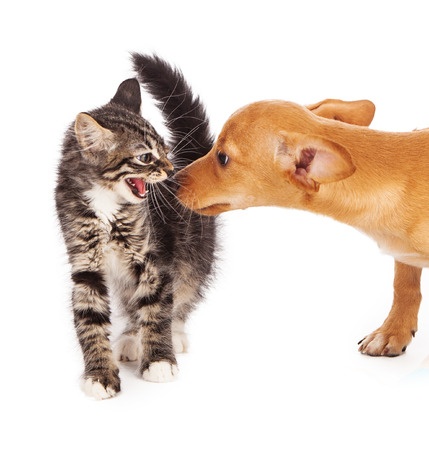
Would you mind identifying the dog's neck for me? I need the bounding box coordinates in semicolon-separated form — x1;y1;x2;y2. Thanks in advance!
309;128;426;222
260;105;429;241
263;111;429;266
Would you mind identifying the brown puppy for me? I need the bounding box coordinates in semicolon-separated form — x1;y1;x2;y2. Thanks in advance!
176;98;428;357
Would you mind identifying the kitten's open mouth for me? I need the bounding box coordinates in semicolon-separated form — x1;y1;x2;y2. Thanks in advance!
125;178;147;199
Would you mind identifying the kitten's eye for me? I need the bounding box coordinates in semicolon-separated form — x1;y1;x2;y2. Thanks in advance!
136;153;154;164
217;151;229;166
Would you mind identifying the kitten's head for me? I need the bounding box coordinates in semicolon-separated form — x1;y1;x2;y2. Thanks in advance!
74;78;173;204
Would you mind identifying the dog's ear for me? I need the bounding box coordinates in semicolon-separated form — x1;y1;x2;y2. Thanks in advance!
306;99;375;126
276;132;356;193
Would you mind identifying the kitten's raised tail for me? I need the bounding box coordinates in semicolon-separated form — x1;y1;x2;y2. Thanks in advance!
131;53;213;165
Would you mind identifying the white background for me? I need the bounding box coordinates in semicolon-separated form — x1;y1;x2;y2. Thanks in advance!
2;1;429;448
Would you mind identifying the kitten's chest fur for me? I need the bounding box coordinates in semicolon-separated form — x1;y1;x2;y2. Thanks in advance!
85;183;151;285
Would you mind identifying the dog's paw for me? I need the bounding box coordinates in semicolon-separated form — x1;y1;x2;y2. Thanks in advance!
142;361;179;383
114;334;142;362
82;372;120;400
358;328;415;356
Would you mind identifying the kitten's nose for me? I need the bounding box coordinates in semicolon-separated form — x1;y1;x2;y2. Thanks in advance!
165;160;174;174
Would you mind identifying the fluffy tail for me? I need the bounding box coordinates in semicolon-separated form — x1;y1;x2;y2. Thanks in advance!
131;53;213;168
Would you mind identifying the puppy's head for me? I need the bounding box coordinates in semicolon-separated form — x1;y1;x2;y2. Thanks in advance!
176;99;374;215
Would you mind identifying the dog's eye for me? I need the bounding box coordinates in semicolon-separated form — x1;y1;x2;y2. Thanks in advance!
217;151;229;166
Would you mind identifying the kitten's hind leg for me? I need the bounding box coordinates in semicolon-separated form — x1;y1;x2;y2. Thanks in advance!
172;319;189;354
114;328;143;362
115;320;188;363
171;275;206;354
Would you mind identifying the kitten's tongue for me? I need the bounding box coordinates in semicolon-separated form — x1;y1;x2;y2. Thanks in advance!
128;178;146;196
133;178;145;195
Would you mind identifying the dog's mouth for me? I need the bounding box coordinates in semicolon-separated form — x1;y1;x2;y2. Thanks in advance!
125;177;147;199
196;203;231;216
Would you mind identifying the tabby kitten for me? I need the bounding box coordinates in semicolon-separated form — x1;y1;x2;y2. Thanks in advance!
56;55;217;399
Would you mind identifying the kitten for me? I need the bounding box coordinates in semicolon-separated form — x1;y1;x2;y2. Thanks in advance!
56;54;217;399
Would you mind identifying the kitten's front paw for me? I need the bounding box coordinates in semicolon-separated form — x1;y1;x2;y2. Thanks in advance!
142;361;178;383
82;372;120;400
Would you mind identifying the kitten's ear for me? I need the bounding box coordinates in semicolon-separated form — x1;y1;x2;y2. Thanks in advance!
75;113;115;161
276;131;356;193
110;78;142;114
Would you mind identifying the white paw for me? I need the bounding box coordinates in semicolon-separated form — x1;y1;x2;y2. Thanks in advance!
173;331;189;354
114;335;142;362
82;378;118;400
142;361;179;383
172;320;189;353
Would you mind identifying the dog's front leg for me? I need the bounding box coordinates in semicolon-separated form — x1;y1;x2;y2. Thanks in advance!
358;261;422;356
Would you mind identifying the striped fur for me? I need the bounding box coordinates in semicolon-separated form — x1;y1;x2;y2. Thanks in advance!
56;57;217;399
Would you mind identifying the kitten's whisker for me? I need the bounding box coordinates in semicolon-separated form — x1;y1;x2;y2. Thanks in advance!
149;184;168;224
154;182;189;224
158;77;181;116
172;128;213;151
